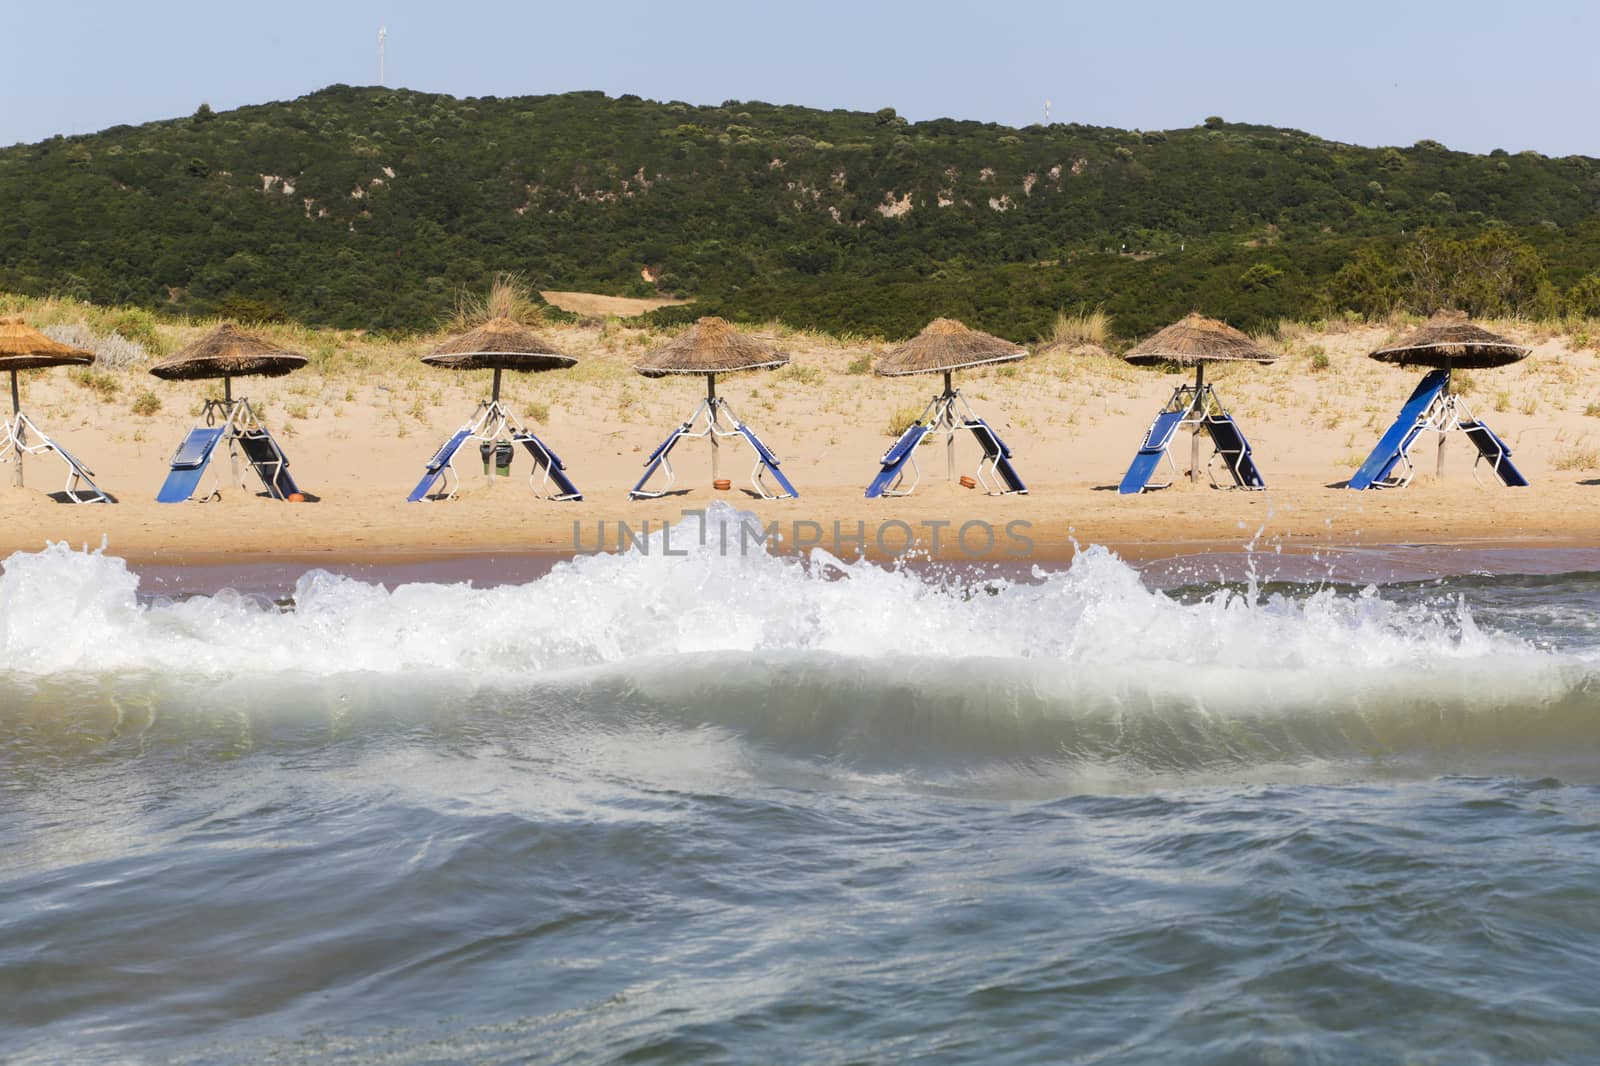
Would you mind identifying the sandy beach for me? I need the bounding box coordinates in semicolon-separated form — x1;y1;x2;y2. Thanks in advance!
3;312;1597;564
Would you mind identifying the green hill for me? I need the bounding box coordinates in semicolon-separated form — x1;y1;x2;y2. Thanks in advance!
4;85;1600;339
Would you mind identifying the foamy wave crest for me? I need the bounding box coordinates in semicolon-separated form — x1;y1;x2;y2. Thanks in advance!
0;505;1580;679
5;506;1599;774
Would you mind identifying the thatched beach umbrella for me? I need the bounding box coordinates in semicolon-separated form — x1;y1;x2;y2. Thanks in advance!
1370;310;1530;370
1125;313;1278;481
149;323;307;399
635;315;788;377
1124;312;1278;370
422;316;578;401
0;315;95;487
634;316;788;481
875;317;1028;380
875;318;1027;481
146;323;311;503
1368;310;1530;479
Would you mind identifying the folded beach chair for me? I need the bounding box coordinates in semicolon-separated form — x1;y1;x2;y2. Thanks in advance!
629;421;694;499
866;423;930;498
965;419;1027;494
1461;420;1529;487
237;428;303;500
515;431;583;501
1204;415;1265;489
1118;410;1185;495
156;426;226;504
736;423;798;499
32;432;110;504
1348;369;1449;490
407;426;472;502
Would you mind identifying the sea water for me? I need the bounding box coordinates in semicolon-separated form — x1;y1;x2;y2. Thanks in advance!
3;508;1599;1064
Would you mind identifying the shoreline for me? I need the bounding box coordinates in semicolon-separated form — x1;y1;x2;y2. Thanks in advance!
48;532;1600;570
6;478;1598;565
111;542;1600;599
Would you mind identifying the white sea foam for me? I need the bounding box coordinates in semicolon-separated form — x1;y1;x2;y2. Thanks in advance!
0;505;1578;684
3;507;1598;776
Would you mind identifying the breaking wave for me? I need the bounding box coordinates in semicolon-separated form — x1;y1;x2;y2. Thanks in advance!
3;506;1598;780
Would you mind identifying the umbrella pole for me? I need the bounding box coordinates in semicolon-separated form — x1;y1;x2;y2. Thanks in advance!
1190;363;1205;483
707;374;720;482
944;370;955;482
223;375;241;494
492;367;502;405
1437;362;1451;480
9;370;21;488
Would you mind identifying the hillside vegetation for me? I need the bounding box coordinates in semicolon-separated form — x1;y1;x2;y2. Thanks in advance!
4;85;1600;340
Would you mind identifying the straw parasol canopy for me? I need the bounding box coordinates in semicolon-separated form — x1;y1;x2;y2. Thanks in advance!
874;318;1027;377
1124;313;1278;367
634;316;788;377
422;317;577;373
149;323;307;381
1369;310;1530;370
0;315;95;372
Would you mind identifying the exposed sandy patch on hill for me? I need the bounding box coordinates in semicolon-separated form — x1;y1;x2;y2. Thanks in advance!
541;291;692;317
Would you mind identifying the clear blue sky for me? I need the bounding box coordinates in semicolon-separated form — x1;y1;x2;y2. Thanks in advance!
3;0;1595;155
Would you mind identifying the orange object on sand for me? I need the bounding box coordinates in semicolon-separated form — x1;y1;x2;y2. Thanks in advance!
959;475;977;489
713;479;732;491
287;493;306;502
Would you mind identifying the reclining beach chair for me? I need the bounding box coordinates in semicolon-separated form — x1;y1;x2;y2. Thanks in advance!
1461;420;1528;487
8;420;111;504
966;419;1027;494
156;427;227;504
866;422;930;498
1204;415;1265;490
41;435;111;504
736;423;798;499
629;421;694;499
1348;369;1450;490
515;431;583;501
1118;411;1185;494
407;426;473;502
237;428;304;500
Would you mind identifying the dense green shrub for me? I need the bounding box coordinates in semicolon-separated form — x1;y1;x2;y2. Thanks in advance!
1;85;1596;340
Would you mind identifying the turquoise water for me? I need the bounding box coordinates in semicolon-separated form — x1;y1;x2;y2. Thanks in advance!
3;516;1600;1063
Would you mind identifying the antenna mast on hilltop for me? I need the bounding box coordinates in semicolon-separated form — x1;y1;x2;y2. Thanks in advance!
1044;99;1052;125
378;26;388;86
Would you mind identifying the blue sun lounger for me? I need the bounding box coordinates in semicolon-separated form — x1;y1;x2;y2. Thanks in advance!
1119;410;1185;494
515;431;583;500
407;427;472;502
156;427;226;503
866;423;929;498
736;424;799;499
630;421;694;499
237;428;303;500
1348;369;1449;490
1204;415;1265;489
966;419;1026;494
1462;420;1528;487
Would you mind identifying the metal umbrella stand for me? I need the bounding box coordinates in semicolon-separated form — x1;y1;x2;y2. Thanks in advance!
409;318;582;502
629;317;798;500
1118;313;1277;494
1348;311;1532;490
0;315;108;502
148;323;310;502
865;318;1029;498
